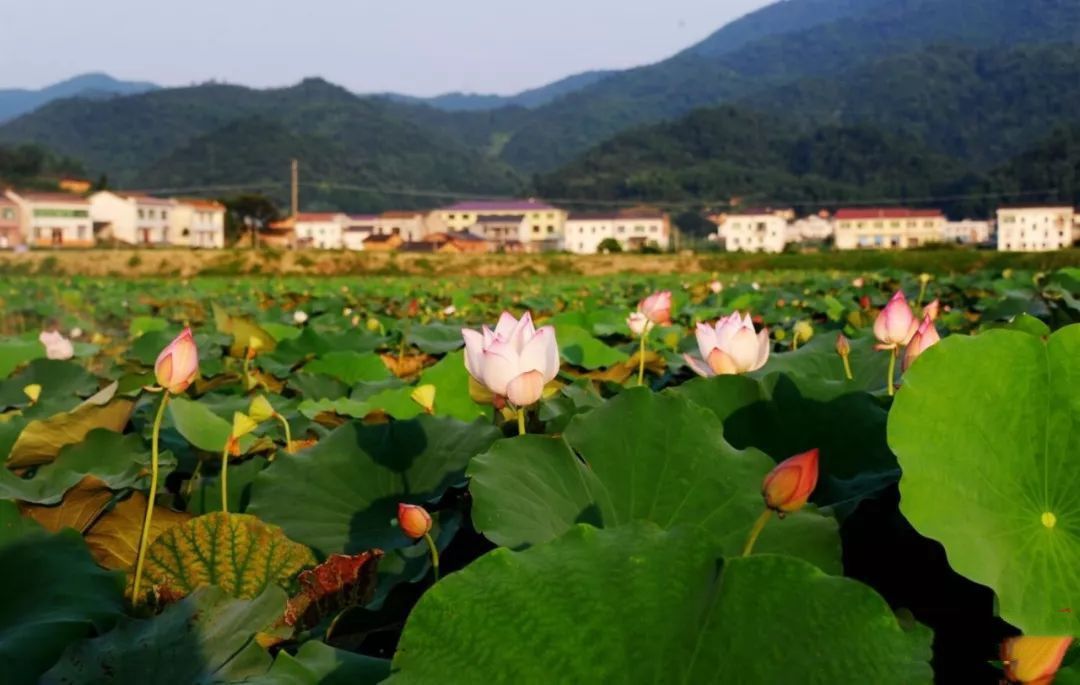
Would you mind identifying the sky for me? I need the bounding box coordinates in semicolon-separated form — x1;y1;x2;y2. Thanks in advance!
0;0;770;96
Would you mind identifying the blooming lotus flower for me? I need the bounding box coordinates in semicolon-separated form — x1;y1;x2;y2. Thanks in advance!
873;291;918;350
923;299;941;322
293;310;308;324
38;330;74;360
462;312;559;408
397;503;432;539
762;448;819;514
638;291;672;326
627;311;652;337
902;315;941;372
1001;636;1072;683
155;328;199;394
684;312;770;377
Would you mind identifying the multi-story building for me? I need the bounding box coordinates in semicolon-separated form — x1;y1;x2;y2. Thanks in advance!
713;209;789;253
437;199;566;251
833;208;945;250
169;198;226;248
0;195;21;248
89;191;173;245
564;210;670;253
343;214;378;251
942;220;992;245
996;206;1074;252
5;190;94;247
293;212;348;249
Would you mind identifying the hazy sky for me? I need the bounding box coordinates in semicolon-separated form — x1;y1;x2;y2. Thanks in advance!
1;1;769;96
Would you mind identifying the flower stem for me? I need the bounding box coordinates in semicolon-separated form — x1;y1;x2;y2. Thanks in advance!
516;408;526;436
842;354;853;381
916;282;927;310
741;508;774;557
792;335;799;351
132;392;170;605
423;532;440;582
275;413;292;455
887;347;897;396
220;442;230;514
637;331;648;386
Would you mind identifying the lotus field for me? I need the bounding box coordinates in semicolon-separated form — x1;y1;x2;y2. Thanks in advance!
1;268;1079;684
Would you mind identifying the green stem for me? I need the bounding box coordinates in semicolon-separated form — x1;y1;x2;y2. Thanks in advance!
517;408;526;436
275;413;292;455
842;354;853;381
637;331;648;386
886;347;897;396
741;508;774;557
242;351;251;389
220;442;230;514
916;281;928;310
184;459;203;499
423;532;440;582
132;392;170;605
792;335;799;351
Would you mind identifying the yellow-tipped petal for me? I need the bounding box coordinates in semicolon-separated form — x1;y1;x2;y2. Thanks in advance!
231;412;259;439
248;395;276;423
22;384;41;404
410;384;437;414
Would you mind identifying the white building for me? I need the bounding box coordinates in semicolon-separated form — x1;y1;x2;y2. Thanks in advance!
714;209;788;253
170;199;226;248
786;214;833;244
996;206;1074;252
436;199;566;251
343;214;378;251
4;190;94;247
833;208;945;250
377;211;445;242
942;220;992;245
564;211;670;253
89;191;173;245
294;212;348;250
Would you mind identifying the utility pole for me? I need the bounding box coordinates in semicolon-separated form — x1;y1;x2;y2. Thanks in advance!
291;159;299;218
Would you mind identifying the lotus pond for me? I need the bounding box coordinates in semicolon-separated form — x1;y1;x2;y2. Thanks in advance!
0;268;1078;684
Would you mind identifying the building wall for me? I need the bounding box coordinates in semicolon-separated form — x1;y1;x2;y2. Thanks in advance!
134;200;172;245
295;216;346;249
11;193;94;248
721;214;787;253
785;216;833;244
0;200;21;248
438;206;566;245
942;220;992;245
996;207;1074;252
833;216;944;250
89;192;136;243
170;203;226;248
564;216;669;254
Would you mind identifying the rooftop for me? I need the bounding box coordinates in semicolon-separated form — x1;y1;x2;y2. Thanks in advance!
176;198;225;210
13;191;89;204
443;199;556;212
381;210;424;218
834;208;944;220
475;213;525;223
295;212;343;222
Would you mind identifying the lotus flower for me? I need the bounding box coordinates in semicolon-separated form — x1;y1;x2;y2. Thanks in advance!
709;280;723;294
852;277;865;288
762;448;819;514
397;503;432;539
902;315;941;372
684;312;770;377
873;291;918;350
38;330;74;360
923;299;941;322
1001;636;1072;684
627;311;652;337
293;310;308;324
155;328;199;394
638;291;672;326
462;312;559;408
835;333;851;357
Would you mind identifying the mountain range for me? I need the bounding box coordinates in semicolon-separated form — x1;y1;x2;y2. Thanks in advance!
0;0;1079;215
0;73;159;124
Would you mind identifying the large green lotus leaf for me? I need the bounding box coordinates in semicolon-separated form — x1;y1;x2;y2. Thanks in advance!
43;586;286;685
0;529;125;685
469;389;840;572
303;351;391;386
754;332;890;393
407;323;465;354
143;512;316;599
0;338;43;379
0;429;175;505
557;323;628;370
167;396;255;453
0;358;98;409
389;523;932;684
671;368;895;508
358;352;492;423
0;499;43;545
253;640;390;685
889;327;1080;635
248;415;501;555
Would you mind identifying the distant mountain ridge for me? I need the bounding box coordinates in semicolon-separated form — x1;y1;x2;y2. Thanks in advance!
0;73;159;123
380;70;616;111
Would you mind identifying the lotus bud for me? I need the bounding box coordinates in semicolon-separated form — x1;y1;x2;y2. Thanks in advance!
443;305;457;316
397;503;432;539
835;333;851;357
793;321;813;345
709;280;723;294
1001;636;1072;683
627;311;653;338
461;311;560;408
70;327;83;339
762;448;819;514
638;291;672;326
411;384;436;414
902;315;941;372
407;299;420;317
366;317;381;332
923;299;941;321
248;395;276;423
852;277;865;288
683;312;770;377
918;272;932;285
154;328;199;394
293;310;308;324
859;295;871;310
873;291;918;350
38;329;74;360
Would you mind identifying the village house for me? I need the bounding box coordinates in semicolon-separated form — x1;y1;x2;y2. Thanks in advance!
0;194;21;249
996;206;1074;252
564;209;670;253
343;214;379;251
361;233;404;251
942;219;992;245
293;212;348;249
169;198;226;248
89;191;173;245
436;199;566;252
712;208;789;253
833;208;945;250
377;210;445;242
262;216;296;248
5;190;94;248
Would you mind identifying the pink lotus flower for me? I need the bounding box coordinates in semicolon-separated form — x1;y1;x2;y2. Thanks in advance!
762;448;819;514
462;312;559;407
38;330;74;360
873;291;918;350
684;312;770;377
155;328;199;394
923;298;941;321
902;315;940;372
638;291;672;326
627;311;652;337
397;503;433;539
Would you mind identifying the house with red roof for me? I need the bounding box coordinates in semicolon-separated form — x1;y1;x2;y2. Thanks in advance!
5;190;94;248
89;191;174;245
169;198;226;248
832;208;945;250
434;199;566;252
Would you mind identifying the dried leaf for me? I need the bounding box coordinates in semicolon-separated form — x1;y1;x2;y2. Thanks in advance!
19;475;112;533
84;491;193;571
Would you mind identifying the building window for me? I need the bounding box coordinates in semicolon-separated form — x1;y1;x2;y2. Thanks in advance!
532;225;540;234
547;226;554;234
138;209;145;219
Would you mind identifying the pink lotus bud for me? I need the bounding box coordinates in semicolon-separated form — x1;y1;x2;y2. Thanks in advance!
835;333;851;357
38;330;74;360
638;291;672;325
709;280;723;294
397;503;432;539
683;312;769;377
461;312;559;407
1001;636;1072;683
762;448;819;514
902;315;941;372
627;312;652;337
923;299;941;321
873;291;917;349
154;328;199;394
